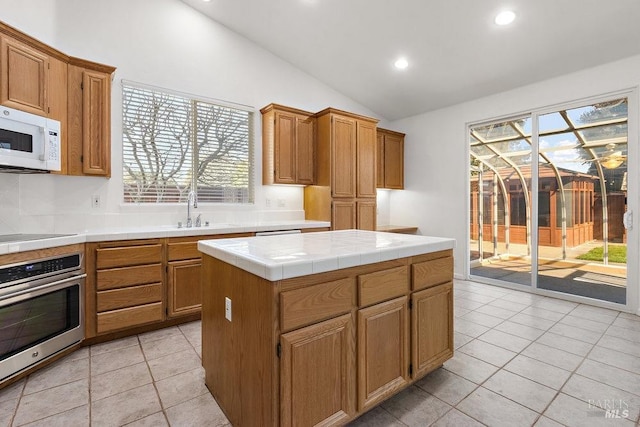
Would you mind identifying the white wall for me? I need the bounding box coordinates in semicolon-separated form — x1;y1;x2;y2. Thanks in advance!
0;0;380;233
389;54;640;312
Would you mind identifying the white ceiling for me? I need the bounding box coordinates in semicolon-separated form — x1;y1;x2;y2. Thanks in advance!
180;0;640;121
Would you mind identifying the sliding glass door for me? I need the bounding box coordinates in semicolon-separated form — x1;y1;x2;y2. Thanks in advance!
469;94;634;309
536;99;628;304
469;116;533;287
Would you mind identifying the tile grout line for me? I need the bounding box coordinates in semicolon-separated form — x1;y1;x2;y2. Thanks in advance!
459;285;640;425
452;286;608;425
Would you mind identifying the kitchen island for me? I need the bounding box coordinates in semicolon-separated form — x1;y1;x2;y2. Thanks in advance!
198;230;455;426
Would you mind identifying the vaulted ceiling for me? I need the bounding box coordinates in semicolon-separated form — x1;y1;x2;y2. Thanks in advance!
181;0;640;121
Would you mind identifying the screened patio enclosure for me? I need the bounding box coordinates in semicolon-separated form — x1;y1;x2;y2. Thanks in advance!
469;98;628;304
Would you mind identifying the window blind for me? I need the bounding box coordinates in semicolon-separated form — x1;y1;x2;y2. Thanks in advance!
122;84;254;204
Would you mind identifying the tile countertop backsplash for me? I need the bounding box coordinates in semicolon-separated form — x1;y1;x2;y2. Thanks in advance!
0;220;330;255
198;229;456;281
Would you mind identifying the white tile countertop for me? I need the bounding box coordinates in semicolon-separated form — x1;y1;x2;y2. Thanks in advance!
0;220;330;255
198;229;455;281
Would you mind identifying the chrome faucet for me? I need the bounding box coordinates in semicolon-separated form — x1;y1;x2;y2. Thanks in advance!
186;190;198;228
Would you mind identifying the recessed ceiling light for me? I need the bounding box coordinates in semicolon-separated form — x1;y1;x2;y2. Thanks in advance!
494;10;516;26
394;58;409;70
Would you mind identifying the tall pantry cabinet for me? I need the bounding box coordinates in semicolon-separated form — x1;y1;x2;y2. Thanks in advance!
304;108;378;230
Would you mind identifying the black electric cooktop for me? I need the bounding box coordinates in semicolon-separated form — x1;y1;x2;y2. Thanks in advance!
0;234;75;243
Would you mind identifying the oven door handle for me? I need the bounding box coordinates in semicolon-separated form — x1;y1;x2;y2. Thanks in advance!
0;273;86;304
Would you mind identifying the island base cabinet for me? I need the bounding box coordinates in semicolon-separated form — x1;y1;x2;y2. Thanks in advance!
357;296;409;412
411;282;454;378
200;249;454;427
280;313;355;427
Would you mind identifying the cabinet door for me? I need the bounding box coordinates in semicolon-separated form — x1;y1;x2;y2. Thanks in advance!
0;36;48;115
296;115;315;185
332;200;356;230
356;120;377;198
281;313;355;427
412;282;453;379
357;199;376;231
331;115;357;198
357;296;409;412
384;133;404;189
82;70;111;176
68;66;111;176
167;259;202;317
376;133;385;188
274;111;297;184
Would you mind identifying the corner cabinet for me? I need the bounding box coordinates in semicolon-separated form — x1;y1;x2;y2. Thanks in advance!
201;249;454;426
261;104;315;185
377;128;405;189
67;62;114;177
0;20;115;177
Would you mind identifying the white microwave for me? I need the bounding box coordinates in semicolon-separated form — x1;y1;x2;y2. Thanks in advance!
0;106;61;172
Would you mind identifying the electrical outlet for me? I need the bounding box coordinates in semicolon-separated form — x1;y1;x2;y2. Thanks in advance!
225;297;232;322
265;198;271;208
92;195;100;208
277;199;285;208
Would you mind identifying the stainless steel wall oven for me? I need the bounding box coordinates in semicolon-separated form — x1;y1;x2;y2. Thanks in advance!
0;253;85;381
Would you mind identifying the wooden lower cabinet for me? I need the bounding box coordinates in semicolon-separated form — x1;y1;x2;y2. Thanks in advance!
280;313;355;427
86;240;165;337
332;199;376;231
332;200;356;230
412;282;454;378
357;296;409;412
201;249;454;427
356;199;376;231
167;259;202;317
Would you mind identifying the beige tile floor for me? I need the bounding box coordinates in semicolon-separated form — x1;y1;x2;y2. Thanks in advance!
1;280;640;426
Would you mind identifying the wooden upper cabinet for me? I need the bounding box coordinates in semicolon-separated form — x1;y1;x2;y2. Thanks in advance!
67;64;113;177
0;35;48;116
377;128;405;189
273;111;296;183
82;69;110;175
376;132;385;188
304;108;378;230
261;104;315;185
296;115;315;184
0;21;115;177
331;114;357;198
356;120;377;198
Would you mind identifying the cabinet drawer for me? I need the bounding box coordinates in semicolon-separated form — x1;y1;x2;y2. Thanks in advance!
96;264;163;290
96;302;163;334
96;244;162;269
167;241;200;261
358;266;408;307
97;283;163;312
412;256;453;291
280;278;355;332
